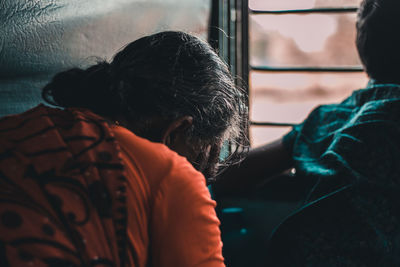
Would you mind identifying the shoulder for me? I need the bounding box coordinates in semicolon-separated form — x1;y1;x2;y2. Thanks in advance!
112;125;205;188
112;126;185;165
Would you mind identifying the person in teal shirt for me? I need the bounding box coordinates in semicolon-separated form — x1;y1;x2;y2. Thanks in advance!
215;0;400;265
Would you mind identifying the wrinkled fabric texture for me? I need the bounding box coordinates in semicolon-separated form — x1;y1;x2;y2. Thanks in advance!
0;105;128;266
272;83;400;266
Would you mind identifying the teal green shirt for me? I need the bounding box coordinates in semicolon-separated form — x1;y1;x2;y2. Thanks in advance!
276;83;400;266
284;83;400;202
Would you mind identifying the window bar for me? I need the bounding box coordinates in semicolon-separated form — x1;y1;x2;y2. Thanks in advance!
251;66;364;72
241;0;249;89
227;0;232;70
208;0;220;51
224;0;230;64
234;0;239;80
229;1;236;77
251;121;295;127
232;0;238;78
250;7;358;15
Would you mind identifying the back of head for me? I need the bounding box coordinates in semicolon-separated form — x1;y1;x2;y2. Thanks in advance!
356;0;400;84
42;31;248;176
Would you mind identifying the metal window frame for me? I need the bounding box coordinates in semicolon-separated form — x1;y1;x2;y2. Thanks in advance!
209;2;362;133
209;0;249;86
209;0;250;153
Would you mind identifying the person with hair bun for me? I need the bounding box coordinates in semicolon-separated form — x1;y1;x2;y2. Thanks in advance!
0;31;247;266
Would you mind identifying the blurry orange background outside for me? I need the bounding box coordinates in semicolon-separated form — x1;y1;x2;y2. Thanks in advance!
249;0;368;146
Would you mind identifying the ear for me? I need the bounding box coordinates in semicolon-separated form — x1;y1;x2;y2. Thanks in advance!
162;116;193;147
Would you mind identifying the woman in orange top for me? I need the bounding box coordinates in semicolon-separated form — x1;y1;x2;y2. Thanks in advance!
0;31;248;266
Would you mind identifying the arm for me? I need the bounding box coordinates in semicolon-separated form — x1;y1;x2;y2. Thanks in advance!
213;137;293;196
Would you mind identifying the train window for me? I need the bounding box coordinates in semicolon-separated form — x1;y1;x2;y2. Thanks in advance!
210;0;369;147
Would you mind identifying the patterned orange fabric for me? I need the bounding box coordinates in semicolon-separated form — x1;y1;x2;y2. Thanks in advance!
0;105;225;267
0;105;127;266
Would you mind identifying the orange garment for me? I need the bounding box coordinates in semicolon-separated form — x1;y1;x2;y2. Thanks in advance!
0;105;224;266
0;105;128;266
113;126;225;267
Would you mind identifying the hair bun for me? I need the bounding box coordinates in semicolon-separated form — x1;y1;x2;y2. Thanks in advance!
42;62;116;113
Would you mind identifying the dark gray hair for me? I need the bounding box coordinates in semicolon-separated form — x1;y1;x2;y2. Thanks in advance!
42;31;248;180
356;0;400;83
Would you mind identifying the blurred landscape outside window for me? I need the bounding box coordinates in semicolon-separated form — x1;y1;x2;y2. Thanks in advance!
248;0;368;146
